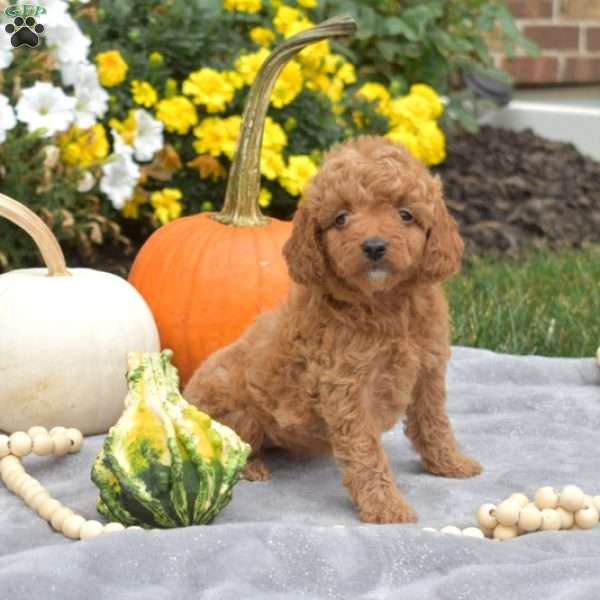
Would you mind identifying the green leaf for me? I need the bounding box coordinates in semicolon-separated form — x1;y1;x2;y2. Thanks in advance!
384;16;418;40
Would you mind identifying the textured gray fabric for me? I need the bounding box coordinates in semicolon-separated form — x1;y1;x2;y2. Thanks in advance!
1;347;600;600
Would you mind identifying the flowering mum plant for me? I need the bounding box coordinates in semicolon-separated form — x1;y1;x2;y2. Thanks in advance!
0;0;446;270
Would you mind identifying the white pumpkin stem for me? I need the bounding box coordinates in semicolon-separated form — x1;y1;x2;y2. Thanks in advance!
0;193;70;277
215;14;357;227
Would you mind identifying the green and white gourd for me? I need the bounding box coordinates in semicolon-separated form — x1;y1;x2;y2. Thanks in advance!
92;350;251;528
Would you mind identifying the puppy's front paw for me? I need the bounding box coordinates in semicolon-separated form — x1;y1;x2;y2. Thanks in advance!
359;490;418;524
242;457;271;481
424;453;482;479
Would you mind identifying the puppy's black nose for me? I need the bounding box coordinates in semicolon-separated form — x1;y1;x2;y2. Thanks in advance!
362;238;387;261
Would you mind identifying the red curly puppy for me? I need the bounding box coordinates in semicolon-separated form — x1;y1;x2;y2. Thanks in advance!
184;136;482;524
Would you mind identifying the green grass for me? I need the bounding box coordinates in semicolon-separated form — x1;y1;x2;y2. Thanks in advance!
447;246;600;358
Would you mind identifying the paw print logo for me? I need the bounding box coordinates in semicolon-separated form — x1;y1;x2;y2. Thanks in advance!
5;16;45;48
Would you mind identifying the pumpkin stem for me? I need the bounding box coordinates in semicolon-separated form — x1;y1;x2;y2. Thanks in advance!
0;193;71;276
214;14;357;227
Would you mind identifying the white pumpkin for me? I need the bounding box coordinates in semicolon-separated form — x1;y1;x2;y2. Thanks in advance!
0;193;160;435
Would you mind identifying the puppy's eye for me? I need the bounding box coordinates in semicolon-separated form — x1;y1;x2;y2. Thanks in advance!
398;208;414;223
334;211;350;228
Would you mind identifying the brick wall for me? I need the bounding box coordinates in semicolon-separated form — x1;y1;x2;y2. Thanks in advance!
498;0;600;84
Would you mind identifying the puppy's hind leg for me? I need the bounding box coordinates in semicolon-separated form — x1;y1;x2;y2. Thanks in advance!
183;352;271;481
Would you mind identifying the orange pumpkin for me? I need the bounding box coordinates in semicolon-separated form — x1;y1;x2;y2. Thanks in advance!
129;16;357;385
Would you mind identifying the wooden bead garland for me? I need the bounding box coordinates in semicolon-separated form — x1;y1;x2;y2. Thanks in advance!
0;425;143;541
423;485;600;541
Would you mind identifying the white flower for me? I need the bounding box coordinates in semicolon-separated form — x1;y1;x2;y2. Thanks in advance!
100;131;140;209
35;0;71;29
69;64;108;127
45;14;90;64
0;94;17;143
133;109;163;161
16;82;75;137
0;28;13;69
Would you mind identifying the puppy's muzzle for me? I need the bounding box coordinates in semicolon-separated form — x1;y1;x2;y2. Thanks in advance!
362;238;388;262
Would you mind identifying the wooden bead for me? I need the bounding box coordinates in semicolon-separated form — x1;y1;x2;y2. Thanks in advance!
518;503;543;532
535;487;558;510
5;472;27;492
477;503;498;529
540;509;561;530
27;426;48;439
440;525;462;535
51;432;71;456
480;525;495;538
28;491;51;511
0;455;21;470
8;431;32;457
462;527;485;539
559;485;584;512
496;500;521;526
509;493;529;508
66;429;83;454
50;507;74;531
493;525;518;540
49;426;67;437
0;434;9;458
62;514;86;540
556;507;575;529
32;434;54;456
37;498;62;521
80;520;104;540
127;526;143;531
1;463;23;481
22;485;46;504
574;504;599;529
15;476;38;497
103;522;126;533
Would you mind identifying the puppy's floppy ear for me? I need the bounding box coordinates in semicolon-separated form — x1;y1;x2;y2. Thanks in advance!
419;178;464;283
283;200;326;286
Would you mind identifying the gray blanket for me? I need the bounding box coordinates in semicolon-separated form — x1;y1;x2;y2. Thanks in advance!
1;347;600;600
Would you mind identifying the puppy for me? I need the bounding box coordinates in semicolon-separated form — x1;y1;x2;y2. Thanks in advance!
184;136;481;524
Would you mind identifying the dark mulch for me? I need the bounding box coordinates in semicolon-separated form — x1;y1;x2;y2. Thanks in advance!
433;125;600;257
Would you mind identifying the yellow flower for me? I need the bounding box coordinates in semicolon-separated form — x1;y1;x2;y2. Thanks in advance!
59;124;109;168
183;68;235;113
279;154;317;196
155;96;198;134
415;120;446;165
193;115;241;159
410;83;443;119
258;187;272;207
122;188;148;219
250;26;275;47
260;149;285;180
272;60;303;108
235;48;269;86
356;82;392;115
96;50;128;87
389;94;434;127
149;51;164;66
225;70;245;90
336;62;356;84
298;40;329;72
151;187;183;225
109;111;137;145
386;127;421;161
223;0;262;13
262;116;287;152
298;0;316;6
131;80;158;108
281;17;314;39
273;5;303;36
